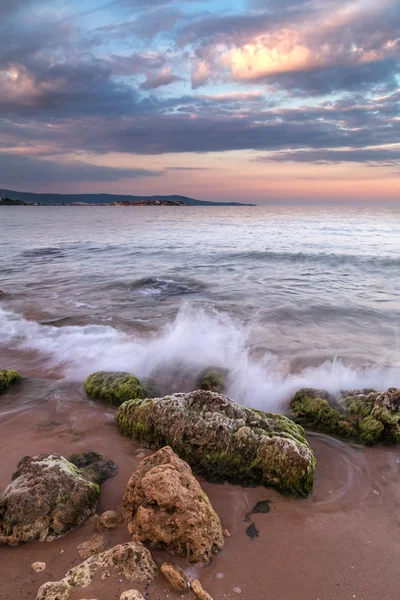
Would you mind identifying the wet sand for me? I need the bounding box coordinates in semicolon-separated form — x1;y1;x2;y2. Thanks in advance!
1;378;400;600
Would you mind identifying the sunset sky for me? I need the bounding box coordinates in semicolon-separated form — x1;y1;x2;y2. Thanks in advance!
0;0;399;203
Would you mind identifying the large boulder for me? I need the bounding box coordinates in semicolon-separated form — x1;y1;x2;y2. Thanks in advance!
291;387;400;444
123;446;224;563
0;452;117;545
116;390;316;497
0;369;20;395
36;541;158;600
84;371;147;406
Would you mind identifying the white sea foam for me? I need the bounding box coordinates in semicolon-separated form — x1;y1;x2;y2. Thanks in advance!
1;304;400;412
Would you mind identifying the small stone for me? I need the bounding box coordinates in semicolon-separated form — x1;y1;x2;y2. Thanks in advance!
191;580;213;600
97;510;123;531
101;570;111;580
119;591;145;600
222;529;231;537
77;534;106;559
160;562;190;592
32;562;46;573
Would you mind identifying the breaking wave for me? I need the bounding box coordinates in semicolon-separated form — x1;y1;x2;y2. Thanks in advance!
1;304;400;413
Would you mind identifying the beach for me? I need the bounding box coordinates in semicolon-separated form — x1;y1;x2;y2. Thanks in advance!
1;206;400;600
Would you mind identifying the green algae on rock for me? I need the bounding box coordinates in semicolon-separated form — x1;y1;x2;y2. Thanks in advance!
291;387;400;445
198;370;226;394
0;452;117;545
116;390;316;497
0;369;20;395
84;371;147;406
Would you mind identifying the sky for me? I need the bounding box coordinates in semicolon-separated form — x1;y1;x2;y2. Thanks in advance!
0;0;399;204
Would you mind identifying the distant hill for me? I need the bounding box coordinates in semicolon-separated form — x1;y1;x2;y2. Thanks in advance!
0;189;254;207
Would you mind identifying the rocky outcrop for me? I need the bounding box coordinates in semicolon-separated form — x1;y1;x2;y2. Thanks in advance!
291;387;400;444
116;390;316;496
0;452;117;545
123;446;224;563
0;369;20;394
36;541;158;600
84;371;147;406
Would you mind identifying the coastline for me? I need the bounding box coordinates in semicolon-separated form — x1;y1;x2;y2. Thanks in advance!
1;377;399;600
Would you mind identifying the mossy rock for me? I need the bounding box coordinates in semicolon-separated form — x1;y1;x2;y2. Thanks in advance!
198;370;226;394
290;387;400;445
0;370;20;395
84;371;147;406
116;390;316;497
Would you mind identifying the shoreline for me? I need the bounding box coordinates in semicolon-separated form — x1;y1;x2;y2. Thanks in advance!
1;377;400;600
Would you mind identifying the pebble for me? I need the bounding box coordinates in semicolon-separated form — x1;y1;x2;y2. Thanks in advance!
119;591;145;600
191;579;214;600
31;562;46;573
222;529;231;537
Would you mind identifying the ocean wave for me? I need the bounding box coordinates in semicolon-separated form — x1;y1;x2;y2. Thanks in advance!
223;250;400;269
1;304;399;412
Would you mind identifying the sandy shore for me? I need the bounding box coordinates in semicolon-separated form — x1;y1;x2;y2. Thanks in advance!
1;378;400;600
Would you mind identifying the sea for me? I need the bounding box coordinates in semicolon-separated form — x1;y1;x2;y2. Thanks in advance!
1;204;400;412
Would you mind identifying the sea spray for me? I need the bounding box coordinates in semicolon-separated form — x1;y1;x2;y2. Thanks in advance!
1;304;400;413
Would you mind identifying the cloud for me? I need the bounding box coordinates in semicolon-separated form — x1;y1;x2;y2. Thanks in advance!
0;152;163;185
140;67;182;90
258;147;400;166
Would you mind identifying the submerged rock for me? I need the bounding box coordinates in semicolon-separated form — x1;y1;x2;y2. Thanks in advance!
36;541;158;600
116;390;316;496
0;369;20;395
0;452;117;545
123;446;224;563
84;371;147;406
291;388;400;444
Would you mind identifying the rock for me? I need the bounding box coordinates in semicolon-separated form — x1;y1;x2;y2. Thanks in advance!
123;446;224;563
84;371;147;406
191;579;214;600
291;387;400;444
198;370;226;394
32;562;46;572
77;534;106;559
160;562;191;591
97;510;123;531
68;451;118;484
222;529;231;538
36;541;158;600
120;591;145;600
116;390;316;496
0;452;117;545
0;369;20;395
